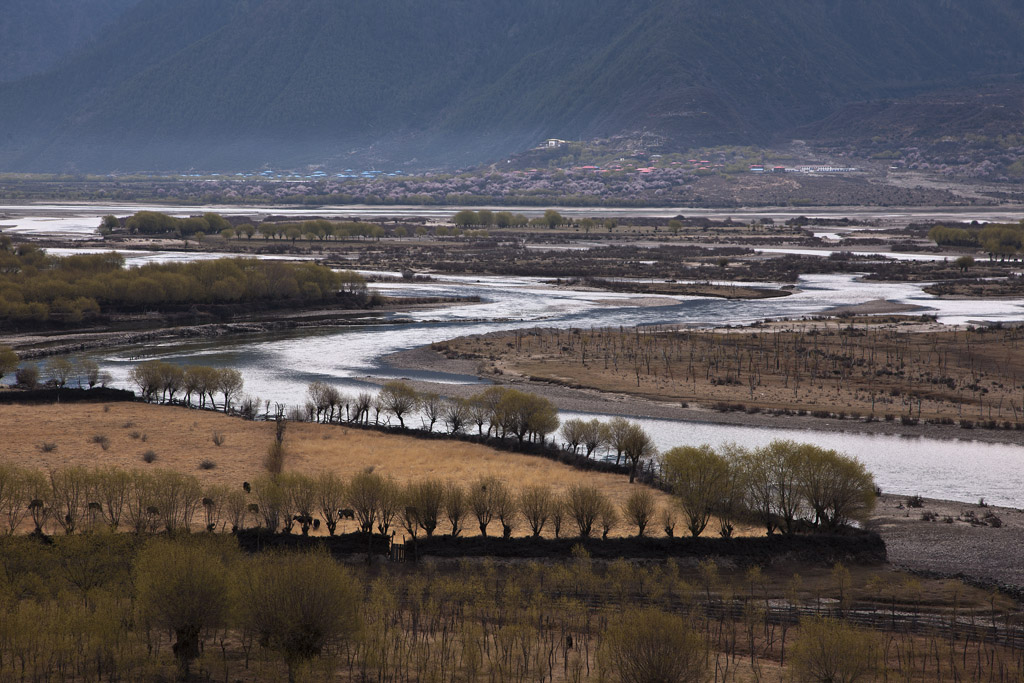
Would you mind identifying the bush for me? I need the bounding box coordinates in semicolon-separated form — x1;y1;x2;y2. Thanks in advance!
15;365;39;388
906;494;924;508
91;434;110;450
199;459;217;470
142;450;158;464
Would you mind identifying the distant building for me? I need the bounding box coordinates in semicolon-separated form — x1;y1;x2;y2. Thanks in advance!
749;165;765;173
543;138;569;148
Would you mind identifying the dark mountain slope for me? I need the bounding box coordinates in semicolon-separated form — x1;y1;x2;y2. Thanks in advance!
0;0;142;83
1;0;1022;172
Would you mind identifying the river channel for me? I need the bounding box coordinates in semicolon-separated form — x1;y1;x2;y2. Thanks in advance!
9;203;1024;505
56;270;1024;507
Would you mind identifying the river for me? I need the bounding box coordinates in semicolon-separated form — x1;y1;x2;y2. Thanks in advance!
48;269;1024;506
9;203;1024;504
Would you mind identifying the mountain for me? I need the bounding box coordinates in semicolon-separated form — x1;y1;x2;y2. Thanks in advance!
0;0;1022;172
0;0;143;83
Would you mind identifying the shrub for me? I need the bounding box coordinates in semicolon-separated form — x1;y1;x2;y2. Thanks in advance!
15;365;39;388
91;434;110;450
199;459;217;470
211;431;226;447
906;494;924;508
142;450;157;464
264;441;286;475
38;442;57;452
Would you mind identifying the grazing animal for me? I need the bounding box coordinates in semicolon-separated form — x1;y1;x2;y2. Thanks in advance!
338;508;355;520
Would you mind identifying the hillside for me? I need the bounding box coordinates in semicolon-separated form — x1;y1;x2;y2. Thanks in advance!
0;0;142;83
1;0;1022;172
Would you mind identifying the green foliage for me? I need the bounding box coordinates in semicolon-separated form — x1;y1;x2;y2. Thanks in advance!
0;239;367;326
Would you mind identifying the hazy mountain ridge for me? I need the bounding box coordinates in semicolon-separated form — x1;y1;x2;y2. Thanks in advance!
1;0;1022;172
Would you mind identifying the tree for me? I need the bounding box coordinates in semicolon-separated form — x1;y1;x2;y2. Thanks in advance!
419;392;442;431
597;608;708;683
622;488;656;537
44;357;75;388
468;475;506;537
582;419;609;458
620;422;657;483
0;345;17;384
378;380;419;428
798;445;876;530
519;484;555;537
789;617;879;683
452;210;479;227
565;484;606;538
560;418;588;454
955;255;975;272
134;538;233;680
240;550;362;683
543;209;564;228
662;445;728;537
217;368;244;412
316;472;347;536
348;469;385;533
443;481;468;536
494;389;559;444
130;361;163;402
407;478;445;537
441;397;470;434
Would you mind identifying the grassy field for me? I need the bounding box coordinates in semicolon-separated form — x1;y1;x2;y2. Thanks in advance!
0;401;691;538
436;322;1024;425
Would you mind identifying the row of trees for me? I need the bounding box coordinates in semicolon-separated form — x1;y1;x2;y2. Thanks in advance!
0;241;368;323
661;440;877;538
114;211;394;242
0;462;663;541
305;381;562;446
0;437;874;542
130;360;243;410
929;221;1024;259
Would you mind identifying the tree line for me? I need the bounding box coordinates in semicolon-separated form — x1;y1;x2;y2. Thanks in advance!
0;239;368;324
929;221;1024;259
0;463;657;541
126;370;879;536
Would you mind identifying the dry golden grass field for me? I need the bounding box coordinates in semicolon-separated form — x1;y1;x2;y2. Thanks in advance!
0;401;702;538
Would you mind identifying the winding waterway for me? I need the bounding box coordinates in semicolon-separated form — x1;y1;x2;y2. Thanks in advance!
9;203;1024;505
56;270;1024;506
